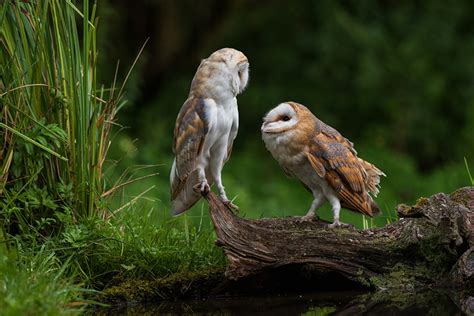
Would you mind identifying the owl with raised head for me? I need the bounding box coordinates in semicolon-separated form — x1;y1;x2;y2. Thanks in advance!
261;102;385;227
170;48;249;215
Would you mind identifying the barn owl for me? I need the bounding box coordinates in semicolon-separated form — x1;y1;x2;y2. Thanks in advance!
170;48;249;215
261;102;385;227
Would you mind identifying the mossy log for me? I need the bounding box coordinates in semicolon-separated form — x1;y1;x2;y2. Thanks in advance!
99;188;472;307
206;186;474;289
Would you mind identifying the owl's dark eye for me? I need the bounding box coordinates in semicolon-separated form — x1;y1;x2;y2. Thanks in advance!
282;115;291;121
238;68;246;80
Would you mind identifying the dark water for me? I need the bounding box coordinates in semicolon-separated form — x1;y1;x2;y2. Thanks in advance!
94;290;473;315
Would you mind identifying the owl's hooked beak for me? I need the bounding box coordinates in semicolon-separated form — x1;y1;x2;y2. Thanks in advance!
261;120;281;134
261;120;270;133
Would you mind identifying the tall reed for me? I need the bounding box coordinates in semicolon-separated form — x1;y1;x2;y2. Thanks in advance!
0;0;125;235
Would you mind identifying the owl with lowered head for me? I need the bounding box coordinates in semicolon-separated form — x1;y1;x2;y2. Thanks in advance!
170;48;249;215
262;102;385;227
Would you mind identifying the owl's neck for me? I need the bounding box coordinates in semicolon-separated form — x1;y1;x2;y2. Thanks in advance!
190;82;236;102
189;62;238;102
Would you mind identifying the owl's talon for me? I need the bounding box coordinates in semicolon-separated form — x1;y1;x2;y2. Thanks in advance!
201;182;210;194
327;220;352;229
299;215;315;222
193;181;210;196
222;199;239;213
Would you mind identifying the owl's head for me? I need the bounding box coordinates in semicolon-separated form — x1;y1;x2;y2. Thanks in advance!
208;48;249;94
261;102;313;134
192;48;249;98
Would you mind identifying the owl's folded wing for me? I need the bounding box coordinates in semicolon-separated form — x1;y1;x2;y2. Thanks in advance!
310;131;366;192
171;97;209;200
306;131;376;216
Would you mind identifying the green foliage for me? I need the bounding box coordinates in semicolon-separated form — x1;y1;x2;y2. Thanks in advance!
0;245;85;315
102;1;473;172
0;0;123;235
54;205;224;288
0;2;222;309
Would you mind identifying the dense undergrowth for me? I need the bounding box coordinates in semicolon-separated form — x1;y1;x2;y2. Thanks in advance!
0;1;223;314
0;207;224;314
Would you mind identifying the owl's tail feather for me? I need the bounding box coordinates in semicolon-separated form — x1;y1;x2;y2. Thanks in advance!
359;158;386;197
170;169;202;216
370;199;381;216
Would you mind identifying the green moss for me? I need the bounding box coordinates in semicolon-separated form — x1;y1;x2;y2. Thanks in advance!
369;243;455;291
100;267;226;303
396;203;412;217
450;187;474;209
396;197;430;217
419;236;458;277
302;306;337;316
369;263;423;291
414;197;430;208
356;269;372;288
369;228;457;290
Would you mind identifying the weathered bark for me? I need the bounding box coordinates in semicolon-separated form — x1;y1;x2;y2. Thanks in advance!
99;187;472;309
206;186;474;289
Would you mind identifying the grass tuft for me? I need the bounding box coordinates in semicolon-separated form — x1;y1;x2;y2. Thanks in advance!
0;0;129;232
0;244;86;315
464;157;473;186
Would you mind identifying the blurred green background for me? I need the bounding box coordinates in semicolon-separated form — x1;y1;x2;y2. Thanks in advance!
98;0;473;227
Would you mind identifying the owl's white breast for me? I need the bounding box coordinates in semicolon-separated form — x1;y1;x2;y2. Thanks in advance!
197;97;237;170
262;131;307;168
262;131;332;195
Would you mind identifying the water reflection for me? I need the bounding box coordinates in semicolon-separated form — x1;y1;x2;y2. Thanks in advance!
94;290;473;315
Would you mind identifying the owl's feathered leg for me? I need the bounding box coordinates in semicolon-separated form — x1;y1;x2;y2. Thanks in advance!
193;167;210;195
210;159;238;211
327;195;350;228
216;179;239;211
300;191;324;221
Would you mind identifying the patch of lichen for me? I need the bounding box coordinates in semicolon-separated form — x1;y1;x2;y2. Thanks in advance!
371;230;458;290
355;269;372;288
368;236;456;291
414;197;430;209
396;203;413;217
369;263;428;291
99;267;226;304
450;186;474;210
419;234;458;277
396;197;430;218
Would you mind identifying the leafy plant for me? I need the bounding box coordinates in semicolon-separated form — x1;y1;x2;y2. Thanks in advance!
0;3;222;306
0;0;128;236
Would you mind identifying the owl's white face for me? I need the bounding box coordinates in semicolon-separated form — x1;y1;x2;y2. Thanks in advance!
236;63;249;94
261;102;298;134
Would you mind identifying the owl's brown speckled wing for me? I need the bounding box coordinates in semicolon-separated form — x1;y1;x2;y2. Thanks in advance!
171;97;209;200
306;118;378;216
